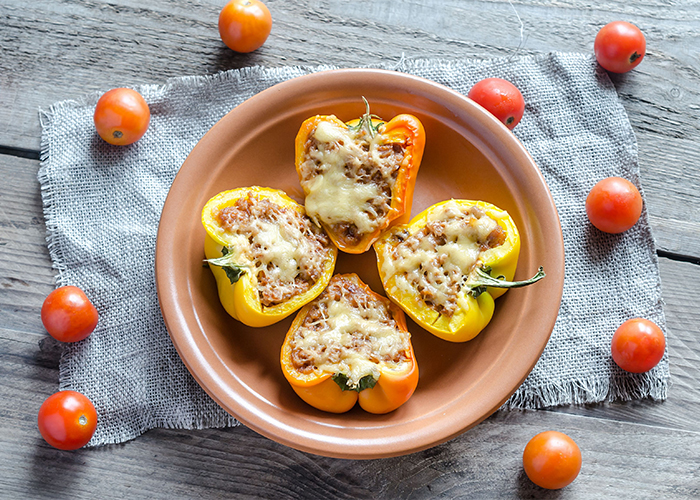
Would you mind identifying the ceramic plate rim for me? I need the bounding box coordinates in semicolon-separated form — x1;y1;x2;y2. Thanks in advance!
155;68;565;459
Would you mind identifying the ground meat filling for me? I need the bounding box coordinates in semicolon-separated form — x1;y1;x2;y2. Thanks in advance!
388;204;507;317
290;276;410;379
216;195;331;308
298;121;405;246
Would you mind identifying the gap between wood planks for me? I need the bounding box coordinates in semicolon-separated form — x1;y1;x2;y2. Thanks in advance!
0;145;40;160
2;147;698;266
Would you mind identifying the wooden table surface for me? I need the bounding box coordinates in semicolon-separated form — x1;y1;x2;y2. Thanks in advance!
2;0;699;498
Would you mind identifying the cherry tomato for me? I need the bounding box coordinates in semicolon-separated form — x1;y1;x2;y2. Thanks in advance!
218;0;272;53
594;21;646;73
585;177;642;233
467;78;525;130
41;286;99;343
94;88;150;146
523;431;582;490
38;391;98;450
611;318;665;373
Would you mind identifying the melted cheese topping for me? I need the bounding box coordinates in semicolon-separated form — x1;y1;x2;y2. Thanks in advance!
290;275;411;388
304;166;382;235
298;118;404;244
379;201;504;316
216;195;331;307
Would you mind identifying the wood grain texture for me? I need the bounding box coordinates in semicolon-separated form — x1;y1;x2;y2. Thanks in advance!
2;0;699;256
0;156;57;335
1;319;698;500
1;153;699;498
2;0;700;497
545;258;700;433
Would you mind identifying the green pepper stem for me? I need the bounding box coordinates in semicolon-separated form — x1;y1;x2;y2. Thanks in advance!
204;254;236;267
332;372;378;392
466;266;545;298
360;96;374;139
204;248;246;284
349;96;383;139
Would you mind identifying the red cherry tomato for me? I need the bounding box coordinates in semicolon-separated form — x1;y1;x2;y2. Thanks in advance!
218;0;272;53
594;21;646;73
94;88;150;146
41;286;99;343
467;78;525;130
586;177;642;233
523;431;582;490
611;318;665;373
38;391;98;450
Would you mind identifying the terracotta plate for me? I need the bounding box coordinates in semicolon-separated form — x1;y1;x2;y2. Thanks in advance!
155;69;564;459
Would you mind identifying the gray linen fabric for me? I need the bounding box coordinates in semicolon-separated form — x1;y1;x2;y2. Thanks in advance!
38;52;668;447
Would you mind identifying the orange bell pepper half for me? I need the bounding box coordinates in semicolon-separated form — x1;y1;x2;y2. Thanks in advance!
295;99;426;254
280;273;419;414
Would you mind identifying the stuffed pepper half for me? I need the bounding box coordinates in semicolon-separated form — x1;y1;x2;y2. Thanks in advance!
295;100;425;254
281;273;419;414
374;199;545;342
202;186;338;327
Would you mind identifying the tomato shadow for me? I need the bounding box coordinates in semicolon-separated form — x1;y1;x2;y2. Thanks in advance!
27;438;83;496
605;70;632;90
210;45;271;75
516;467;568;499
594;64;632;91
583;223;625;267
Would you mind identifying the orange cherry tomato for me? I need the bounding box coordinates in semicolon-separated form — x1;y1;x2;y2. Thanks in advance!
523;431;582;490
41;286;99;343
586;177;643;233
94;88;150;146
38;391;98;450
468;78;525;130
611;318;665;373
594;21;646;73
218;0;272;53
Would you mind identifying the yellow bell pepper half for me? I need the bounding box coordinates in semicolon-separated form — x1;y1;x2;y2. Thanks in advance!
374;199;545;342
202;186;338;328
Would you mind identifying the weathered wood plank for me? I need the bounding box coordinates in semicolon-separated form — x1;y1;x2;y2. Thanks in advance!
1;150;699;430
542;258;700;433
2;0;699;256
0;155;55;342
1;328;698;500
1;153;699;498
2;0;699;148
2;0;700;496
0;155;57;336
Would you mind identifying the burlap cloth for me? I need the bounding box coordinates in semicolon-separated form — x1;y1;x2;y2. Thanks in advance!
38;53;668;447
